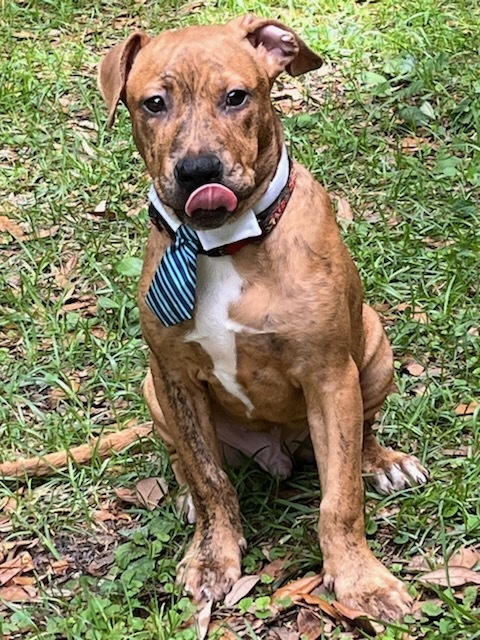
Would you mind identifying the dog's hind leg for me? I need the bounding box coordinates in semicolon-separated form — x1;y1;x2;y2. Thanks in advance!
360;304;428;493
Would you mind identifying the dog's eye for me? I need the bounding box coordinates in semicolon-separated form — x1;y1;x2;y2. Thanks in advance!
226;90;248;108
144;96;166;114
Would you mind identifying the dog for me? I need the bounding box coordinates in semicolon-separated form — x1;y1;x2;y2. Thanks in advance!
98;15;428;620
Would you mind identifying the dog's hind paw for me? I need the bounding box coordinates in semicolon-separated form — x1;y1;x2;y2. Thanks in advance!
363;447;429;495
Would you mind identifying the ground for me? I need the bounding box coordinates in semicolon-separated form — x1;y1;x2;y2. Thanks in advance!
0;0;479;638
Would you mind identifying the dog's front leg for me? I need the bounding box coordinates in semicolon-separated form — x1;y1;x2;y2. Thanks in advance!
150;356;245;604
305;357;411;621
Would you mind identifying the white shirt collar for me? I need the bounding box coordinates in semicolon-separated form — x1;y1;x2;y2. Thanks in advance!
148;144;289;252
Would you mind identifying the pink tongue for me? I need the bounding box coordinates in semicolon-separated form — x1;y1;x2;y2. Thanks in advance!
185;183;237;216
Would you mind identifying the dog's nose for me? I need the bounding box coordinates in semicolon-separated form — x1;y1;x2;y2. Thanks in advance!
174;155;223;190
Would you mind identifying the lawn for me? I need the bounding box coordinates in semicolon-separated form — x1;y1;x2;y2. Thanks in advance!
0;0;479;638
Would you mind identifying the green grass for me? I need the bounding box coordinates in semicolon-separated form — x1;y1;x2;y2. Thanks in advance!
0;0;479;638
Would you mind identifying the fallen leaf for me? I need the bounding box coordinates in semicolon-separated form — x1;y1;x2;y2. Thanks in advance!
330;194;354;223
92;509;116;523
0;585;38;601
114;487;138;505
11;576;36;586
400;136;431;154
93;200;107;215
0;517;13;533
54;253;79;287
407;554;434;572
178;0;205;15
196;598;213;640
443;446;472;457
332;601;383;635
302;593;340;619
135;477;168;510
49;559;70;575
12;31;35;39
22;225;59;241
269;627;300;640
260;556;289;580
447;547;480;570
404;362;425;376
418;566;480;587
224;575;260;607
87;553;115;576
0;215;24;239
454;402;478;416
0;553;34;586
91;326;107;340
411;311;429;323
273;574;323;604
296;608;323;640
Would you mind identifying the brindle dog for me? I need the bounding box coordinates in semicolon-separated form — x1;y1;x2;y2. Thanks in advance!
98;15;428;620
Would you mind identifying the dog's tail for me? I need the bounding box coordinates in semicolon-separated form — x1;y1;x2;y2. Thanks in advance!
0;423;153;479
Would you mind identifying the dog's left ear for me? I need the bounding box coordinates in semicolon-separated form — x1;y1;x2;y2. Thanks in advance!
231;14;322;80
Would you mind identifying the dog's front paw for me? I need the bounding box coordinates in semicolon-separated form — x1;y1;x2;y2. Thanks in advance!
325;555;412;621
363;448;429;495
177;528;246;603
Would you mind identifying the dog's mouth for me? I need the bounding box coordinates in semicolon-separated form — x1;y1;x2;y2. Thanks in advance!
184;183;238;229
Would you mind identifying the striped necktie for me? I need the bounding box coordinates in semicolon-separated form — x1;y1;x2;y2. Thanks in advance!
145;224;201;327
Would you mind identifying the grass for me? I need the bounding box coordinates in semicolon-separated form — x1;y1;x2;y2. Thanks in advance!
0;0;479;638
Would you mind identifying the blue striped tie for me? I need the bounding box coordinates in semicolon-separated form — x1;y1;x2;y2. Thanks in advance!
145;224;201;327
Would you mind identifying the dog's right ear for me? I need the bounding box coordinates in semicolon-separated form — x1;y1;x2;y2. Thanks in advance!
98;31;150;127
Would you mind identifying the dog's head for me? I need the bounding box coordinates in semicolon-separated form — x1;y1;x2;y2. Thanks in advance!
98;16;321;230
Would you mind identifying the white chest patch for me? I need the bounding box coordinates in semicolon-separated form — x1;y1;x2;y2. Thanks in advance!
185;255;254;414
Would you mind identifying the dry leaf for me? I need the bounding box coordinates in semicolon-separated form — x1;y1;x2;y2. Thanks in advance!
224;575;260;607
0;585;38;601
54;253;78;287
400;136;430;154
87;553;115;576
22;225;59;241
0;215;24;239
196;598;213;640
92;509;116;523
114;487;138;505
454;402;478;416
135;477;168;510
296;608;323;640
50;559;70;575
12;576;36;586
418;566;480;587
93;200;107;215
448;547;480;570
302;593;340;619
332;601;382;635
405;362;425;376
91;326;107;340
0;553;34;586
412;311;429;324
330;194;354;223
273;574;323;604
407;554;434;572
260;556;289;580
0;516;13;533
269;627;300;640
443;446;472;457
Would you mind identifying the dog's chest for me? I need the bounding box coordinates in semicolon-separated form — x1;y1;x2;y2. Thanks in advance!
185;255;255;413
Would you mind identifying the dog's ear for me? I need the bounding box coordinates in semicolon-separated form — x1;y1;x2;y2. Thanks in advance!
231;15;322;80
98;31;151;127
